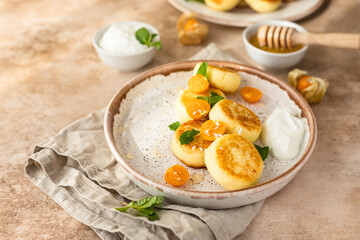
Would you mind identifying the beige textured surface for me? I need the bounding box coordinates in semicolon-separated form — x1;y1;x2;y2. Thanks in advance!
0;0;359;239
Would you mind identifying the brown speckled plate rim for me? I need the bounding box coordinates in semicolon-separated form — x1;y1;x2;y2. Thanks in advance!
104;60;317;199
167;0;324;27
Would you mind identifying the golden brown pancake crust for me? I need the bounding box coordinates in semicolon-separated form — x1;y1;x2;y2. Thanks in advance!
172;152;206;168
218;99;261;133
215;134;262;180
210;65;237;73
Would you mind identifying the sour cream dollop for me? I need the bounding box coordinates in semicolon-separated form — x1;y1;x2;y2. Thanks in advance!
260;107;307;161
99;24;148;55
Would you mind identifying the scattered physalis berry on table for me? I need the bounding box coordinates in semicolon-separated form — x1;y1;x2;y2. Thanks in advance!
183;18;199;31
296;75;312;92
288;68;329;103
177;13;209;45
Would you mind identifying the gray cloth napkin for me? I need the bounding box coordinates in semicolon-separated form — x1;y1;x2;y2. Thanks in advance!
25;43;263;240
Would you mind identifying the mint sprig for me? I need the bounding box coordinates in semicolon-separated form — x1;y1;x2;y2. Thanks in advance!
197;91;224;108
196;62;208;78
169;121;181;131
135;28;162;51
254;144;269;161
115;196;164;221
179;129;200;145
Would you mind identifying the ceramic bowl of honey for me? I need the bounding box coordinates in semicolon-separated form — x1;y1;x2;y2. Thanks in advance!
242;20;308;69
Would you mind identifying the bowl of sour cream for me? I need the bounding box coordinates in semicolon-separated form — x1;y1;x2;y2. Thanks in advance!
93;21;160;71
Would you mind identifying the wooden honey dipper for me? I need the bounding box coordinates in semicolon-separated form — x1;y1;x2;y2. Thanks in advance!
257;25;360;50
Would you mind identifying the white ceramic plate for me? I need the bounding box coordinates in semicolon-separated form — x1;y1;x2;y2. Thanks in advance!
104;61;317;209
168;0;324;27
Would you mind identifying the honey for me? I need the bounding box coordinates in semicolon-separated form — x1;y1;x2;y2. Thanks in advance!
249;34;303;53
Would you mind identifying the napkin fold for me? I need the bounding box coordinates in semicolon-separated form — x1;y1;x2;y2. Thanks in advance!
25;43;263;240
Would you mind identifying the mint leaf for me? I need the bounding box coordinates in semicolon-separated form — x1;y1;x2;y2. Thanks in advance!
169;121;181;131
179;129;200;145
137;208;155;215
197;96;207;101
196;62;208;78
254;144;269;161
150;33;158;42
139;211;159;221
115;196;164;221
114;201;136;212
135;28;150;45
135;28;162;51
136;196;153;206
137;196;157;209
154;196;164;204
207;91;224;107
151;41;162;51
196;91;224;108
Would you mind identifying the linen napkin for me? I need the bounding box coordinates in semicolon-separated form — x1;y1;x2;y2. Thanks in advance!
26;43;264;240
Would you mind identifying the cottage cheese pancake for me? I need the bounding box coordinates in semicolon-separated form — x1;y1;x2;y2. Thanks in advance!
193;63;241;93
245;0;282;13
209;99;262;142
205;134;264;190
172;120;213;168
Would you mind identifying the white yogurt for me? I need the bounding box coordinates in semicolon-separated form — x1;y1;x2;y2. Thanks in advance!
99;24;148;55
260;107;307;161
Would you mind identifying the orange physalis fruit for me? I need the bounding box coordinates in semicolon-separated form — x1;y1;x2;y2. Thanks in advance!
297;75;312;92
185;99;211;120
184;19;199;31
240;86;263;103
164;165;189;187
200;120;227;141
188;74;209;93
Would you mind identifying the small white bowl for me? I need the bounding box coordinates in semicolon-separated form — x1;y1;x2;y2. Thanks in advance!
242;20;308;69
92;21;159;71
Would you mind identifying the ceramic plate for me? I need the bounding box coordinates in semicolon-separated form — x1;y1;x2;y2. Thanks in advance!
168;0;324;27
104;60;317;209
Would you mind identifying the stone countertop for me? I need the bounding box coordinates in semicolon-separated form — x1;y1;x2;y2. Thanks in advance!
0;0;359;239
